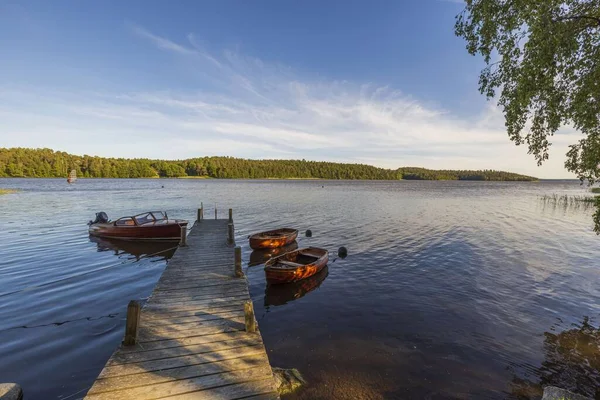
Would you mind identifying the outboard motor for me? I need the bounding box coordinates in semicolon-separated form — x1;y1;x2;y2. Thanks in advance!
88;212;109;225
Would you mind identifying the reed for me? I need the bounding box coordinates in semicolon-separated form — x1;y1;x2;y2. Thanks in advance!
539;194;598;210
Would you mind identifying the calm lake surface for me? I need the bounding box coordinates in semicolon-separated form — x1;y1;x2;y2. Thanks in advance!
0;178;599;399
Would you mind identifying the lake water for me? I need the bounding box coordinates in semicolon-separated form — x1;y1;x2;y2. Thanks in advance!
0;178;599;399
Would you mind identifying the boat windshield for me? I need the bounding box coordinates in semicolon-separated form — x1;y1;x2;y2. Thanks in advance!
115;217;135;226
134;213;155;225
151;211;166;220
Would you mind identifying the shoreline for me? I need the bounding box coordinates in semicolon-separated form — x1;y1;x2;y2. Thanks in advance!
0;177;543;182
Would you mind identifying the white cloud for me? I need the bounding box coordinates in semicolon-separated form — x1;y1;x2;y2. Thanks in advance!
0;25;581;178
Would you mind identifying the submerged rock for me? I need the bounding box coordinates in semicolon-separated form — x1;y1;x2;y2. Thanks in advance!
272;367;306;395
542;386;591;400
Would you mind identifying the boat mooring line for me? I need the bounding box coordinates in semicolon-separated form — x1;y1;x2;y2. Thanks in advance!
0;246;179;299
0;312;121;333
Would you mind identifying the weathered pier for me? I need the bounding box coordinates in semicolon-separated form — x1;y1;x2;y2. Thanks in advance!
84;209;280;400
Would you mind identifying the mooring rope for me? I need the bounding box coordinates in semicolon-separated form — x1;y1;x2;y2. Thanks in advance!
0;245;179;299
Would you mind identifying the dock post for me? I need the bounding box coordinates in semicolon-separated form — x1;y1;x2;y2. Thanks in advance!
228;223;234;245
123;300;141;346
201;202;204;220
214;204;217;220
179;225;187;247
228;208;233;222
244;301;256;333
234;246;243;277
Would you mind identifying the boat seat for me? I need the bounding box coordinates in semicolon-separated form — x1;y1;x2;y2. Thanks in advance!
278;260;304;268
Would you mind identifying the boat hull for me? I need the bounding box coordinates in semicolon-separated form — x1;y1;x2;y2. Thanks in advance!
249;242;299;267
249;229;298;250
88;220;188;241
265;266;328;306
265;248;328;284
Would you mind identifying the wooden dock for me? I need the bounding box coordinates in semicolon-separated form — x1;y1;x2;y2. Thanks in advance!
84;217;280;400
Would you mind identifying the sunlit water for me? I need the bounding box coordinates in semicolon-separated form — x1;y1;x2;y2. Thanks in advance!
0;179;598;399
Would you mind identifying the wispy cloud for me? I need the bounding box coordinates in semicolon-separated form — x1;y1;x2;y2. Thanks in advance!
0;24;578;178
129;23;196;55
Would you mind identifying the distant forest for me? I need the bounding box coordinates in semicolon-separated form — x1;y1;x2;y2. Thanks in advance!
0;148;538;181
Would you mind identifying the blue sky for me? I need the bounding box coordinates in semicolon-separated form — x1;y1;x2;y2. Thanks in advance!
0;0;578;177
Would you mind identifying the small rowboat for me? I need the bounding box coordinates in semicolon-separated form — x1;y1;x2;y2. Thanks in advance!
264;247;329;284
249;228;298;250
88;211;188;241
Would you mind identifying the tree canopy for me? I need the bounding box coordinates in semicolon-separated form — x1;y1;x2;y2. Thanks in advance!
455;0;599;179
455;0;600;229
0;148;537;181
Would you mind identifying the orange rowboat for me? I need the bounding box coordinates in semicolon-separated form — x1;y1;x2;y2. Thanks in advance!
264;247;329;284
249;228;298;250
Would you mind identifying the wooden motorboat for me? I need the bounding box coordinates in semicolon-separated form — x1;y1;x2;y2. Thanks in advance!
88;211;188;241
265;266;328;306
248;242;299;267
249;228;298;250
264;247;329;284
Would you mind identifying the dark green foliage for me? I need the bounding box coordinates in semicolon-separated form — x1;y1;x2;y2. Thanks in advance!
0;148;538;181
397;167;535;181
455;0;600;232
455;1;600;182
595;197;600;234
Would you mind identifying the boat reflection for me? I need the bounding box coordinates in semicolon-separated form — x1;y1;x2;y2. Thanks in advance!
89;235;178;261
264;265;328;307
248;241;298;267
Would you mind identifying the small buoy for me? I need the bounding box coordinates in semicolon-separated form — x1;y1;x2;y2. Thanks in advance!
305;229;312;237
338;246;348;259
161;185;164;188
322;185;324;188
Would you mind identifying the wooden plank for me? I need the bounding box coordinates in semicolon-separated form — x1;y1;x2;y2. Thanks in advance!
161;379;279;400
84;220;280;399
142;304;245;320
120;331;259;352
154;281;247;292
137;322;245;342
100;346;266;379
243;394;281;400
144;298;249;313
138;316;245;335
151;287;248;301
141;311;243;326
149;294;249;307
150;285;247;298
150;290;249;304
108;336;263;365
87;354;273;394
86;366;274;400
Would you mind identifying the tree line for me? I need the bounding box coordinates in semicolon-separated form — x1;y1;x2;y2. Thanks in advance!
0;148;538;181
